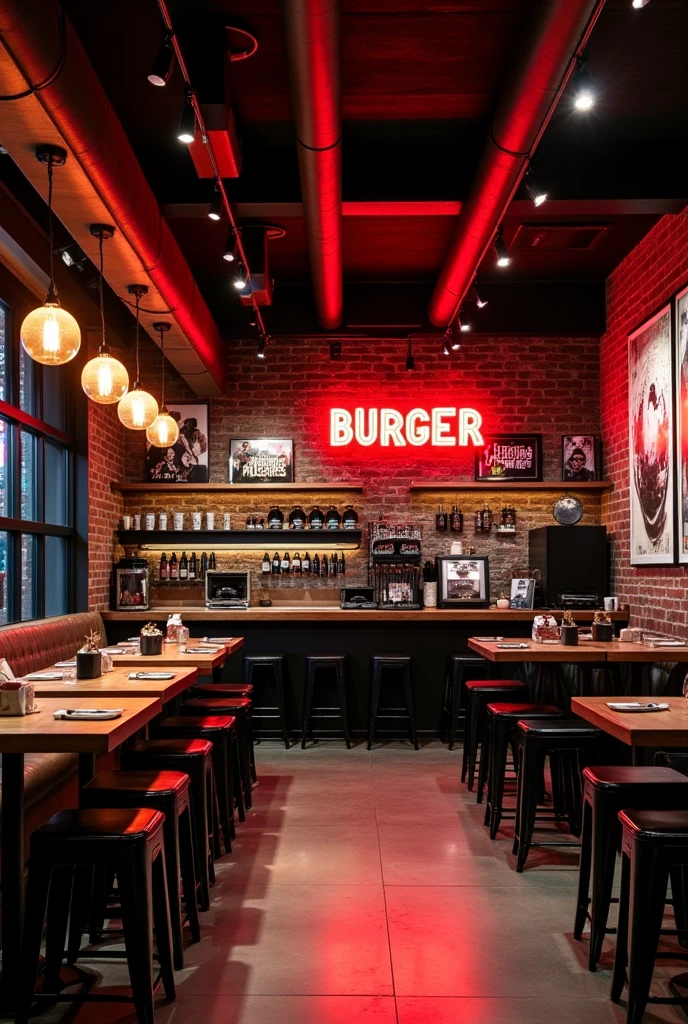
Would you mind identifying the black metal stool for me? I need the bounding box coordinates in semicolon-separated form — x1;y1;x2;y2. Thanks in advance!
368;655;418;750
574;765;688;971
441;653;486;749
182;696;255;806
120;738;215;912
243;654;290;748
82;770;201;971
462;680;528;794
612;809;688;1022
18;808;174;1024
484;702;564;839
513;717;602;872
302;654;351;749
194;682;254;698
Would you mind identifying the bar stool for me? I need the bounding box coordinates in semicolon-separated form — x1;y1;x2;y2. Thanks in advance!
121;739;215;911
368;654;418;750
19;808;174;1024
441;653;486;749
302;654;351;749
82;770;201;971
243;654;290;748
484;702;564;839
573;766;688;971
513;718;602;872
155;715;243;852
462;680;528;793
194;682;253;698
182;697;255;806
611;809;688;1022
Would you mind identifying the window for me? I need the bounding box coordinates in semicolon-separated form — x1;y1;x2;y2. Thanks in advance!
0;298;74;622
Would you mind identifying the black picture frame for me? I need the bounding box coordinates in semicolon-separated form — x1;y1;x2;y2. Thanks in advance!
229;438;294;484
436;554;490;608
145;400;210;483
561;434;597;482
474;434;542;482
510;577;535;610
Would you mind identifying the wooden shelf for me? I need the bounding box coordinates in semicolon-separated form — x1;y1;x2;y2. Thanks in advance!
111;482;364;494
409;481;614;492
117;528;362;550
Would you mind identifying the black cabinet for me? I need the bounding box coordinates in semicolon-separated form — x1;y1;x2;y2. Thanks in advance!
528;526;607;607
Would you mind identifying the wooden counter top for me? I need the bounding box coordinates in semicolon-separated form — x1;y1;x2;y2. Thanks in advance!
102;606;630;624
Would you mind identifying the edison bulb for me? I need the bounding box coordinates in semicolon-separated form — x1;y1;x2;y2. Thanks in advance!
117;384;159;430
21;301;81;366
146;409;179;447
81;352;129;405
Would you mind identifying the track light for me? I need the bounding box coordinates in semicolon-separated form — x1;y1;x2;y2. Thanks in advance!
442;330;452;356
632;0;650;9
473;287;488;309
177;92;196;144
573;56;595;111
257;336;267;359
405;336;415;371
330;340;342;360
525;177;548;207
233;266;248;290
58;243;87;271
222;232;236;261
494;228;511;268
457;311;471;334
208;185;222;221
148;34;175;87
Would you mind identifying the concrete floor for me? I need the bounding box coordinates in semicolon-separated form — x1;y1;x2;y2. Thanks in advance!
41;741;687;1023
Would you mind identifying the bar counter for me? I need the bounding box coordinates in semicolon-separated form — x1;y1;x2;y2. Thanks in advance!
102;606;629;623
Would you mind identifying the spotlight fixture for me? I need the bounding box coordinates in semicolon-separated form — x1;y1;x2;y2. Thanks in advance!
117;285;159;430
20;145;81;366
148;34;175;87
632;0;650;8
146;323;180;448
573;55;595;111
58;243;87;271
233;266;248;290
457;311;471;334
442;329;452;356
248;313;257;327
473;287;488;309
222;231;236;262
208;185;222;221
257;335;267;360
494;228;511;268
81;225;130;404
177;91;196;144
405;336;415;372
525;176;548;207
330;339;342;360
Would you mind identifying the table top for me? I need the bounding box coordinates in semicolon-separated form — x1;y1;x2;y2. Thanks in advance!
604;641;688;663
106;643;231;670
572;696;688;747
468;637;611;663
30;666;198;702
0;696;162;754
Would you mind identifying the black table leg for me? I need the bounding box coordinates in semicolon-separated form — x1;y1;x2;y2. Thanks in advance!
0;751;24;1015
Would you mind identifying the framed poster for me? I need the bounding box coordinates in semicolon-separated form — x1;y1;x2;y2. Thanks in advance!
562;435;597;481
628;304;675;565
510;578;535;609
436;555;489;608
229;439;293;484
145;401;209;483
676;285;688;562
475;434;542;482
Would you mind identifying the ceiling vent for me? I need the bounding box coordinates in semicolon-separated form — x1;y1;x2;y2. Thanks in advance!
512;223;611;251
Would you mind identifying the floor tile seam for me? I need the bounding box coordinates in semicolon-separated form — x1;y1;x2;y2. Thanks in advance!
370;754;399;1021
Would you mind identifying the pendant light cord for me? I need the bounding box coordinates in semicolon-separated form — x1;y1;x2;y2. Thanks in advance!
134;291;141;386
98;231;106;354
158;326;165;409
47;157;55;296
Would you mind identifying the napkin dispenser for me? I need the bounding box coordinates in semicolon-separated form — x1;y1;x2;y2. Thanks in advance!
0;680;35;715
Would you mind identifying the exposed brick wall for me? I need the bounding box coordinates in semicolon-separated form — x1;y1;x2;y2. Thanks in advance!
88;403;125;611
115;332;601;603
601;210;688;632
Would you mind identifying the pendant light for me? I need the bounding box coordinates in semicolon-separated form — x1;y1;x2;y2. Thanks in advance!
117;284;159;429
20;145;81;365
81;225;130;404
146;322;179;448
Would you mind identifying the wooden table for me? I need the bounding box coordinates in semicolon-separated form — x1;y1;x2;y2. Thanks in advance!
106;638;243;681
31;665;198;703
468;637;612;663
0;696;162;1012
572;695;688;749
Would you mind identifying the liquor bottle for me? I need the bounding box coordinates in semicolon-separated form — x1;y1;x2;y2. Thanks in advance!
312;552;320;576
302;552;311;574
188;552;197;580
281;552;291;573
342;504;358;529
179;552;188;580
330;553;337;577
267;506;284;529
321;554;328;576
482;502;493;531
272;552;281;574
450;504;463;533
308;506;325;530
200;552;208;581
262;552;271;574
325;505;341;529
209;552;217;570
159;552;168;581
169;552;179;581
292;552;302;574
474;509;483;532
435;505;448;531
338;551;345;575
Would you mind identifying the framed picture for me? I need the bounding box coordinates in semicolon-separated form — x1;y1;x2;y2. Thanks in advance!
436;555;490;608
676;285;688;562
628;304;675;565
145;401;209;483
562;435;597;482
475;434;542;482
510;577;535;610
229;439;293;484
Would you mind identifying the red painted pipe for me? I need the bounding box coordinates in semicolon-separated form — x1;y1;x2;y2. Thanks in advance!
429;0;605;327
0;0;227;391
283;0;342;330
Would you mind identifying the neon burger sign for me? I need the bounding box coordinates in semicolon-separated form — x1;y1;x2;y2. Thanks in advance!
330;406;484;448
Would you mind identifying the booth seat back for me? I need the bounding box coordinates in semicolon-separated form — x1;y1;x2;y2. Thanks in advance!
0;612;106;678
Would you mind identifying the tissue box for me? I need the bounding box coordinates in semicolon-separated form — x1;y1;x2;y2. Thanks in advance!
0;680;35;715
